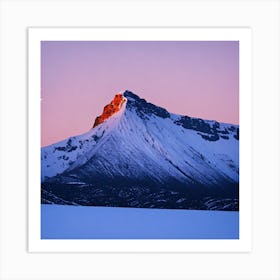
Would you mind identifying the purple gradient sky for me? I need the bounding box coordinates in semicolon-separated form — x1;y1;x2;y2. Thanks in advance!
41;41;239;147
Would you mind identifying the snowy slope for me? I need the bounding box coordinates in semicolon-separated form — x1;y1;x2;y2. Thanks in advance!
41;99;127;181
41;90;239;210
41;204;239;239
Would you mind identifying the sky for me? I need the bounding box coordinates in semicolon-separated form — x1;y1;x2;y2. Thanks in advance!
41;41;239;147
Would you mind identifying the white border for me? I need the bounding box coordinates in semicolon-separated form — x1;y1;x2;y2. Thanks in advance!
28;27;252;253
2;1;279;279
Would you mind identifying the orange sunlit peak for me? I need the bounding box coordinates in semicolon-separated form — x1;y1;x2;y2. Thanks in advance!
92;93;126;128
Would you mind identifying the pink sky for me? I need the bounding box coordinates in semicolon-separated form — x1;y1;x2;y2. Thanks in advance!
41;41;239;147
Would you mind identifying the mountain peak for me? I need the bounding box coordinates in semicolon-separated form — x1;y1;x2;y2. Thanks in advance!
42;90;239;210
93;93;126;128
124;90;170;119
123;90;141;100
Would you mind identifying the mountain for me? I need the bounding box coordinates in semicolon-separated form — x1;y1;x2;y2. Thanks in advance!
41;90;239;211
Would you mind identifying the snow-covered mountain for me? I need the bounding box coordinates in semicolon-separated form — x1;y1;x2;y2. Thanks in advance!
41;90;239;210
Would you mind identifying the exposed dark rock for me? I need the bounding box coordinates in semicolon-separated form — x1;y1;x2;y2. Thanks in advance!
234;128;239;140
124;90;170;119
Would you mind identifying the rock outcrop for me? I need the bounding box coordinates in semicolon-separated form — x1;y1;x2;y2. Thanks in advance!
93;93;126;128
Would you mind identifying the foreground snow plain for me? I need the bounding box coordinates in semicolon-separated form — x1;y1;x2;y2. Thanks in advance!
41;204;239;239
